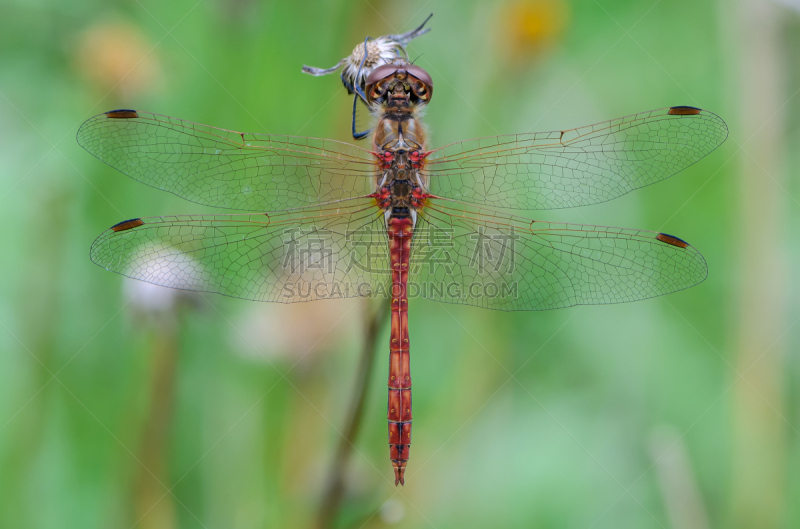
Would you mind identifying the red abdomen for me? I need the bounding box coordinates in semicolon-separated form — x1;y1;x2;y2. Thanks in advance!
387;216;413;485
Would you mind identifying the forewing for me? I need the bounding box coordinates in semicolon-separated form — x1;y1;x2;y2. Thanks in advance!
411;202;707;311
424;107;727;210
91;201;390;303
77;110;380;211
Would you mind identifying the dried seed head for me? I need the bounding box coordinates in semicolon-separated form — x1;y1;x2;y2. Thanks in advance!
339;37;408;93
302;14;432;96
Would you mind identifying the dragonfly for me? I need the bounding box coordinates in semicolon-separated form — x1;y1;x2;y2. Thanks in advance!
78;41;727;486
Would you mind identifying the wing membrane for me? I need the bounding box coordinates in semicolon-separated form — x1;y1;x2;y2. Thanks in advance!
423;107;727;210
91;200;390;303
77;110;380;211
410;201;707;311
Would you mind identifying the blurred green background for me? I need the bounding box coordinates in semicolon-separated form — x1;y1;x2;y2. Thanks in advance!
1;0;798;528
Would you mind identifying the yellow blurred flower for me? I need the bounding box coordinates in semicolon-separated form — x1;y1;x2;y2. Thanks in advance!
503;0;569;57
75;21;160;98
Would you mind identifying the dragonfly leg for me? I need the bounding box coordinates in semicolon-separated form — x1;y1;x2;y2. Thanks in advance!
351;93;371;140
340;71;358;97
350;37;373;140
342;71;372;139
352;37;371;102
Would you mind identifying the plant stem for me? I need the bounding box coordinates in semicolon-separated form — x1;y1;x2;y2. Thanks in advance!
316;299;388;529
134;312;180;529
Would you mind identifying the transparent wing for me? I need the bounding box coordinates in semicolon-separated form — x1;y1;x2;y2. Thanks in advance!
77;110;380;211
410;201;707;311
90;200;391;303
423;106;728;210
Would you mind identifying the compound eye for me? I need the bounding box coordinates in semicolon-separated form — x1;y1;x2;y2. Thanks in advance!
383;152;395;162
366;64;401;86
409;151;420;162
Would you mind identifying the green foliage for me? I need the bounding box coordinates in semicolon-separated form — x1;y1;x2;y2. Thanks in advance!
1;1;798;528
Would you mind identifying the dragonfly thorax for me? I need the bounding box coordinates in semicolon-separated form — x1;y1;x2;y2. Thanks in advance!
384;178;418;221
374;114;426;154
374;151;428;222
391;179;412;202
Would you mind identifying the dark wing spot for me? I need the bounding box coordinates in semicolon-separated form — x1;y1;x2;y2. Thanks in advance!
106;109;139;119
111;218;145;232
656;232;689;248
668;106;702;116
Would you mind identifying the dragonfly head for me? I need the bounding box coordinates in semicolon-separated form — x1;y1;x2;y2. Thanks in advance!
365;61;433;108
